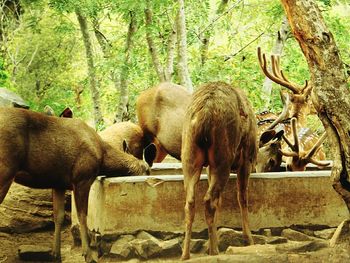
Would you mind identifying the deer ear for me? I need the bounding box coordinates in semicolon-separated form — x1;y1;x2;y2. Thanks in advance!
43;105;55;116
60;108;73;118
144;143;157;167
274;129;285;141
259;130;276;147
123;140;130;154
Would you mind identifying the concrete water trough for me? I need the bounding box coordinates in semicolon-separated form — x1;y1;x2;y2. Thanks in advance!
71;162;347;239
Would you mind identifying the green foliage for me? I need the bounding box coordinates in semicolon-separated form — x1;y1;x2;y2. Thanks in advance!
0;56;10;88
1;0;349;126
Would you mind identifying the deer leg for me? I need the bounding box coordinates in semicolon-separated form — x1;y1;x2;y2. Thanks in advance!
0;167;15;204
181;164;202;260
73;180;97;263
204;166;229;255
237;163;254;245
51;189;66;260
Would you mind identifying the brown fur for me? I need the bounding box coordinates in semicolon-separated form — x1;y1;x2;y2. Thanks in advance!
181;82;257;260
136;82;191;164
99;121;145;160
0;108;149;262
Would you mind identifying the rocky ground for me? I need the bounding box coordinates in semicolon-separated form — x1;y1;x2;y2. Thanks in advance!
1;184;350;263
1;223;350;263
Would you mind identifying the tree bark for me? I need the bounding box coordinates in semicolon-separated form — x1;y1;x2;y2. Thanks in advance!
280;0;350;211
76;8;104;129
176;0;193;92
114;10;137;123
164;28;177;81
144;1;165;82
261;16;290;110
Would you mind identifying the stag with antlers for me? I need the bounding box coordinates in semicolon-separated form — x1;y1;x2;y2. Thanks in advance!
257;47;329;171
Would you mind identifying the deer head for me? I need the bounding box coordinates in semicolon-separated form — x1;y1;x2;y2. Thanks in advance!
256;91;290;172
257;47;313;127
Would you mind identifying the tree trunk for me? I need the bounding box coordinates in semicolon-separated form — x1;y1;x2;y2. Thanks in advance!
144;1;165;82
76;8;104;129
176;0;193;92
114;10;137;123
280;0;350;211
164;28;177;81
261;16;290;110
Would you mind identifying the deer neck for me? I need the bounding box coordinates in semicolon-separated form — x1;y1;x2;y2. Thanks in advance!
101;141;147;176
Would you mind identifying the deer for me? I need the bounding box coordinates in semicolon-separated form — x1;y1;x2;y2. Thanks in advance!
0;107;149;263
98;121;146;160
181;82;257;260
136;82;191;165
257;47;329;171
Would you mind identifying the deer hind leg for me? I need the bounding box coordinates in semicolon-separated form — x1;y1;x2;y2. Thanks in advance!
204;165;230;255
73;180;97;263
51;189;66;260
237;161;254;245
0;166;15;204
181;152;204;260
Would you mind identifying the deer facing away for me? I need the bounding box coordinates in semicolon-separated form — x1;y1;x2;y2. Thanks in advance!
181;82;257;260
0;107;149;262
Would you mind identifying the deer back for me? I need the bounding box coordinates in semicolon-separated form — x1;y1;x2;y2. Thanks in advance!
182;82;257;169
136;82;191;162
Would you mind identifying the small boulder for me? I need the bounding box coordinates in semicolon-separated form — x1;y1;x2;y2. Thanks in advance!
158;238;182;257
276;240;328;253
110;235;135;259
266;236;288;245
190;239;206;253
226;244;276;255
314;228;336;240
131;239;162;259
18;245;53;261
281;228;314;241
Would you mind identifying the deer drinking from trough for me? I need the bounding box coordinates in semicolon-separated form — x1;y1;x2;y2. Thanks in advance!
136;82;191;165
257;47;329;171
181;82;257;260
0;107;149;262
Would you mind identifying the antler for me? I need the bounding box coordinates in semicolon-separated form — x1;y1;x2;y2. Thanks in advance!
257;47;309;95
280;117;299;157
280;117;330;170
304;132;330;167
266;90;290;131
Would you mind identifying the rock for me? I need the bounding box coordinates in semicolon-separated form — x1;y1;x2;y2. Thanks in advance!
226;244;276;255
217;228;268;252
18;245;53;261
266;236;288;245
110;235;135;259
253;234;267;245
158;238;182;257
190;239;206;253
314;228;336;240
217;228;248;251
262;229;272;237
330;219;350;248
281;228;314;241
136;230;159;243
131;239;162;259
0;184;71;233
276;240;328;253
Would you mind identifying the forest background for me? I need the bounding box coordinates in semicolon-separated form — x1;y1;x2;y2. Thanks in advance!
1;0;349;131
